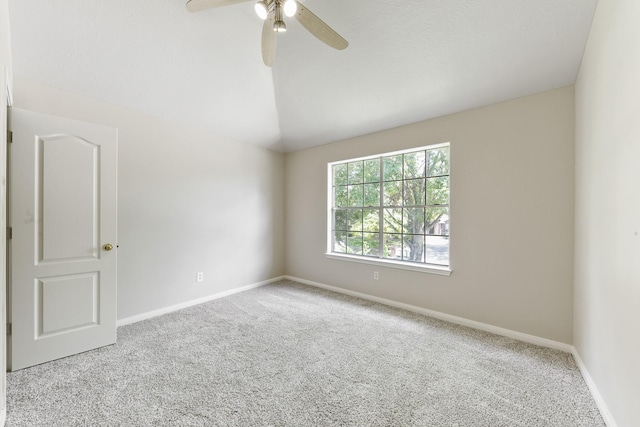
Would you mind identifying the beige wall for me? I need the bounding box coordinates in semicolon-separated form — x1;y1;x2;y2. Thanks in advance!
286;87;575;343
574;0;640;425
13;78;285;320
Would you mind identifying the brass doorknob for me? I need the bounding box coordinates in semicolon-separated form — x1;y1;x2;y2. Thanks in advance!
103;243;114;251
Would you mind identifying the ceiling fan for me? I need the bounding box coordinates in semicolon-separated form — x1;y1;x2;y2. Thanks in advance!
186;0;348;67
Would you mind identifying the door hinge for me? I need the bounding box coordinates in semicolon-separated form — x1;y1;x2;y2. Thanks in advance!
6;130;12;143
6;323;11;336
7;227;12;240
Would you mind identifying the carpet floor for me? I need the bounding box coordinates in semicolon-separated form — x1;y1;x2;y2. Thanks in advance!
6;280;604;426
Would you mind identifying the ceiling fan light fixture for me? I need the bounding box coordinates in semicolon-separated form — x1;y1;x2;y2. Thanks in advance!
255;1;269;20
283;0;297;17
273;1;287;32
274;19;287;32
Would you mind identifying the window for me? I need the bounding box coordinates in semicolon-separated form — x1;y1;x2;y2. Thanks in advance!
327;143;450;274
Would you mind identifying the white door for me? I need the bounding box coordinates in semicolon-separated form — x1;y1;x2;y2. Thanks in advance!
9;108;117;371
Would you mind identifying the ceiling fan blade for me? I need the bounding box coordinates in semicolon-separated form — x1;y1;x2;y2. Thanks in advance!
186;0;252;13
294;1;348;50
262;14;277;67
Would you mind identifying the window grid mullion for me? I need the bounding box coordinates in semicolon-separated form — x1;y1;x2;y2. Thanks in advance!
401;154;405;261
331;144;449;267
378;157;384;259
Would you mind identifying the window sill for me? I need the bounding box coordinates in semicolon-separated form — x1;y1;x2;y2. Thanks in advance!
325;253;452;276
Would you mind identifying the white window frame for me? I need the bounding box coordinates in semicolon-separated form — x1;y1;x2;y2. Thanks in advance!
326;143;451;276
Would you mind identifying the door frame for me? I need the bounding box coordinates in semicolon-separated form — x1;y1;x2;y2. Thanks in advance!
1;65;12;425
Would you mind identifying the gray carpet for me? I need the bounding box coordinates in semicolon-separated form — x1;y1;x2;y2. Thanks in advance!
6;280;604;426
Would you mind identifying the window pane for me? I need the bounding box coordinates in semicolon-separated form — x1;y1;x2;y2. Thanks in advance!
347;232;363;255
426;207;449;235
348;161;364;184
383;155;403;181
427;147;449;177
383;181;402;206
403;178;426;206
427;177;449;205
383;208;402;233
364;159;380;183
347;209;363;232
426;236;449;265
403;235;425;263
364;183;380;207
383;233;402;260
333;231;347;253
403;208;425;234
334;185;348;208
334;209;348;231
362;208;380;232
363;232;380;257
330;144;449;267
334;163;347;186
404;151;426;179
348;184;364;207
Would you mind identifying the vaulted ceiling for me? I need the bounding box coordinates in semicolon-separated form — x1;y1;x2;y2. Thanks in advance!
9;0;597;152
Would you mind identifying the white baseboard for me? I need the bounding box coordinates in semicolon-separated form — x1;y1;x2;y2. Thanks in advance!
283;275;573;352
0;407;6;427
283;276;621;426
117;276;285;327
112;275;617;426
571;348;618;427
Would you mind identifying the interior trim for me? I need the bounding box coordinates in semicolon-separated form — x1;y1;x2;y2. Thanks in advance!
116;276;285;327
115;274;616;427
284;275;622;425
325;253;451;276
284;275;572;352
572;348;618;427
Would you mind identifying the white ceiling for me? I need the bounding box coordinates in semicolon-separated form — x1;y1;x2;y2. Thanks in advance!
9;0;597;152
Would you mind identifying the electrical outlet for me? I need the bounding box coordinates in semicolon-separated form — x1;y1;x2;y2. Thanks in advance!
373;271;379;280
196;272;204;283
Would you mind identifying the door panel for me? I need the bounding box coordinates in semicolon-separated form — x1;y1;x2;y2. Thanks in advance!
9;108;117;371
39;272;99;336
41;135;99;262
